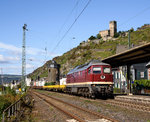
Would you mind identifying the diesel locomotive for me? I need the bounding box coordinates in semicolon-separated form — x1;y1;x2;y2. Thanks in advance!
66;60;113;98
33;60;114;98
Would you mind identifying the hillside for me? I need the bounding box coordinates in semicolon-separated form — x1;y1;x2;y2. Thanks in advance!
29;27;150;80
0;75;21;84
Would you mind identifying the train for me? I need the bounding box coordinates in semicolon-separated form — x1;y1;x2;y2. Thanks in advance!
33;60;114;98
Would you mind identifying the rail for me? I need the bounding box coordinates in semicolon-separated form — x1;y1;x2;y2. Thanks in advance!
34;91;119;122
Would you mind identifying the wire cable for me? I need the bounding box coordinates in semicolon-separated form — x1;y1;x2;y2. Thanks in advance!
118;6;150;28
51;0;92;52
57;0;80;38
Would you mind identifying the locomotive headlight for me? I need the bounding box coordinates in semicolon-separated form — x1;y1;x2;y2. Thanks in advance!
100;75;105;79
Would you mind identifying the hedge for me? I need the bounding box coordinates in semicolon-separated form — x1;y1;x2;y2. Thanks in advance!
133;79;150;88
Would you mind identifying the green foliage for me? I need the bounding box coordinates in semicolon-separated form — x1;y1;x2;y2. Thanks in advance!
96;34;102;39
89;35;96;40
16;84;21;89
113;87;124;94
130;27;134;32
5;87;16;97
114;33;120;38
0;96;11;118
44;82;55;86
133;79;150;88
40;70;48;78
116;28;150;45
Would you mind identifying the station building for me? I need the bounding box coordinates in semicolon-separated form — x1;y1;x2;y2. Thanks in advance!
112;62;150;93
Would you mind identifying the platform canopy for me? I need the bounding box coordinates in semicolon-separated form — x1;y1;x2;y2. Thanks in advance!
102;42;150;67
146;61;150;68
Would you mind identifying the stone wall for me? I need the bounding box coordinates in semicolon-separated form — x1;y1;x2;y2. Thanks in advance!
99;21;117;39
99;30;110;38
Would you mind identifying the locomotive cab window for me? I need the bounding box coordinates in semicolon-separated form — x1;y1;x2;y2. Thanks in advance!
88;69;91;74
93;67;101;74
103;67;111;74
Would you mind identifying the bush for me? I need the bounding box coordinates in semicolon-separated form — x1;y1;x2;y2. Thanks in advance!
113;87;124;94
89;35;96;40
96;34;102;39
133;79;150;88
0;96;11;119
130;27;134;32
44;82;55;86
114;33;120;38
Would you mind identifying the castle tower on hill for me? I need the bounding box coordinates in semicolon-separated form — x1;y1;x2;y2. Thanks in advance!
109;21;117;37
99;20;117;40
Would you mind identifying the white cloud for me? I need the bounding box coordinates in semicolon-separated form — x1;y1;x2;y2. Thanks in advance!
2;64;33;69
26;64;34;69
0;54;20;63
0;42;21;55
0;41;61;74
0;42;60;57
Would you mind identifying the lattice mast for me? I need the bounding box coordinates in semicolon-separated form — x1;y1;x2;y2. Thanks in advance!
21;24;28;92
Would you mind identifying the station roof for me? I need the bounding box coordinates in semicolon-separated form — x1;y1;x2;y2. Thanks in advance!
102;42;150;67
146;61;150;68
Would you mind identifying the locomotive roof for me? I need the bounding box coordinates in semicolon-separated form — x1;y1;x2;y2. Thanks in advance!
67;60;110;75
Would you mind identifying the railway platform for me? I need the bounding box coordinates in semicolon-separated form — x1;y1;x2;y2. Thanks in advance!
115;94;150;104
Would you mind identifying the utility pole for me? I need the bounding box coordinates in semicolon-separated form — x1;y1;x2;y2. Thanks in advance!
21;24;28;92
1;68;4;94
127;30;132;94
128;31;131;49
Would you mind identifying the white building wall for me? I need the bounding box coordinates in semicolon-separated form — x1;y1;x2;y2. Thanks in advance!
60;78;67;85
26;78;31;86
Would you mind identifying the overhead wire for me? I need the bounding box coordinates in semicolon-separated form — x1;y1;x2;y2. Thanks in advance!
57;0;80;39
51;0;92;53
118;6;150;28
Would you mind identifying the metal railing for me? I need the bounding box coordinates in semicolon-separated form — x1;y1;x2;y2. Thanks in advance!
2;96;25;122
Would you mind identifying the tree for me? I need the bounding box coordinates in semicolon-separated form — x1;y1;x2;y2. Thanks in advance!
89;35;96;40
96;34;102;39
130;27;134;32
114;33;120;38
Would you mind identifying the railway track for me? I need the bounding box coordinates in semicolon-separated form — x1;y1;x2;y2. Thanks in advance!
33;91;119;122
35;89;150;114
104;99;150;113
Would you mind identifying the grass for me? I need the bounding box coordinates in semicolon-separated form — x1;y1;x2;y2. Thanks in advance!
84;100;92;103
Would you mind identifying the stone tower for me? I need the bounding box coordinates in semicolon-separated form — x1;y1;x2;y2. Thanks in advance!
109;21;117;37
47;60;60;84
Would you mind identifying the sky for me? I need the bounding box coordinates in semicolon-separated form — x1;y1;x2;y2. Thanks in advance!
0;0;150;75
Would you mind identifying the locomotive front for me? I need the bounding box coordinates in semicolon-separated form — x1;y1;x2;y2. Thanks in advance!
66;60;114;98
89;64;113;97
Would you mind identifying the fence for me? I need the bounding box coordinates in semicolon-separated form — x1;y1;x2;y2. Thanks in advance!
2;95;29;122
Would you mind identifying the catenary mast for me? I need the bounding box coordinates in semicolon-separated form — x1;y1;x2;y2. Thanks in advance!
21;24;28;92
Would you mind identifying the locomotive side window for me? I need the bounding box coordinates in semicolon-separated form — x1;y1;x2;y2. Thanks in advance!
88;69;91;74
93;67;101;74
80;71;82;76
103;67;111;74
